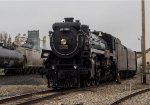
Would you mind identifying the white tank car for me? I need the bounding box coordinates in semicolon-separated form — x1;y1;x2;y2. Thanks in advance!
15;30;44;74
16;46;44;74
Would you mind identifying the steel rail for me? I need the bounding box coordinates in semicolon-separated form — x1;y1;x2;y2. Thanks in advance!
16;86;101;105
0;89;55;104
0;87;91;105
110;88;150;105
16;90;69;105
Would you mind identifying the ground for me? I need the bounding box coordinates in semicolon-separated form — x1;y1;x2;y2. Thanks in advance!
1;73;150;105
0;74;47;99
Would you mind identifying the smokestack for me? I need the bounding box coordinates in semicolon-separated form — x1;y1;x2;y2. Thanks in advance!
64;17;74;22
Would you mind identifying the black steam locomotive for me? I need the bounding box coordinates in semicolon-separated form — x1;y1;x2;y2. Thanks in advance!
42;18;137;88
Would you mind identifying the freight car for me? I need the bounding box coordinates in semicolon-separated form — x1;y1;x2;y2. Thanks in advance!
0;30;44;75
16;30;44;74
16;46;44;74
0;43;24;75
0;47;44;75
42;18;137;88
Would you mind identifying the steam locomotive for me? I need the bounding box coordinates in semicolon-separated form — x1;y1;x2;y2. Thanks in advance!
42;18;137;88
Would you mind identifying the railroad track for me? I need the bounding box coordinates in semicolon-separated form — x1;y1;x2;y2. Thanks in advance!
0;87;91;105
0;88;70;105
110;87;150;105
0;89;57;105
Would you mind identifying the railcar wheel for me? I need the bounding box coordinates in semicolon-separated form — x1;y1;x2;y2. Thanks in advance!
80;80;86;87
85;79;91;87
95;71;101;86
91;79;96;86
95;78;100;86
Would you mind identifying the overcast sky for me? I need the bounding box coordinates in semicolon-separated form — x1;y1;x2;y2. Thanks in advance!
0;0;149;51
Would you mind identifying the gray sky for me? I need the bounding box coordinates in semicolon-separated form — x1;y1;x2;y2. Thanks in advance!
0;0;149;51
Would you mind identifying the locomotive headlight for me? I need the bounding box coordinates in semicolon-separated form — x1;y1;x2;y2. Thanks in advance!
73;65;77;69
61;38;67;45
52;65;55;70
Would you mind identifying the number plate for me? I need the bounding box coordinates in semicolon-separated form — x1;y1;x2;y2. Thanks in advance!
59;45;68;49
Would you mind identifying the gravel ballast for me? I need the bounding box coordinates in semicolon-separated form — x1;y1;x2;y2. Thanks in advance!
0;74;47;99
1;73;150;105
34;73;150;105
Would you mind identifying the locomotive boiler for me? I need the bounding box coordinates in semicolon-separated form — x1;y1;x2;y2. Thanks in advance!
42;18;137;88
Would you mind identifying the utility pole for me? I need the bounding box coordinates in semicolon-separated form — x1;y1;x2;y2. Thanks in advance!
141;0;147;83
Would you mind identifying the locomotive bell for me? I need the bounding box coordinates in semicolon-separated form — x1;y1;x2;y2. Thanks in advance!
61;38;67;45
